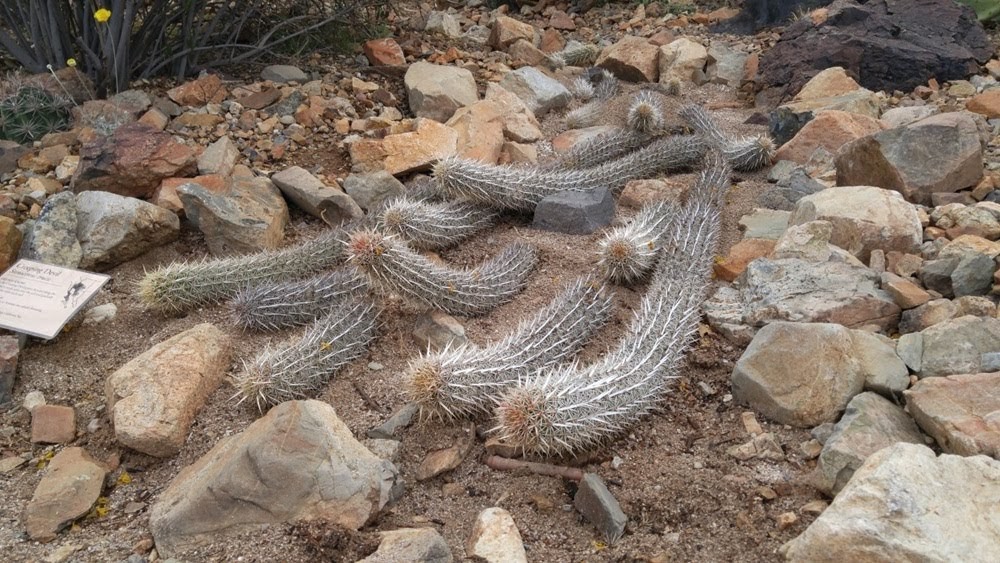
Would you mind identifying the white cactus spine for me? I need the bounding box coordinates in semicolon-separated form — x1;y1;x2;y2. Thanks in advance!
230;269;368;332
379;197;499;251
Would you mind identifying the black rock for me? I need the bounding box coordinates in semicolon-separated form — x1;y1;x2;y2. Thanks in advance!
757;168;826;210
755;0;991;105
533;187;614;235
714;0;834;33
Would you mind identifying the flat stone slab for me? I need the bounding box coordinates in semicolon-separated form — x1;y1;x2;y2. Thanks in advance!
906;372;1000;458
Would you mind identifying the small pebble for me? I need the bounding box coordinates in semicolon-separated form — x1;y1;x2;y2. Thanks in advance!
611;456;624;469
367;361;384;371
776;512;798;530
693;461;704;469
23;391;45;412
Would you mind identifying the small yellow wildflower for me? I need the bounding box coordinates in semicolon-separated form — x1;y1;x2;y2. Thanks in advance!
66;58;77;67
94;8;112;23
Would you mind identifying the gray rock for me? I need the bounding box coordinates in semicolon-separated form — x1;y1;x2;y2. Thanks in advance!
757;168;825;211
405;62;478;123
465;507;528;563
852;331;910;396
789;185;921;263
425;11;462;38
706;43;749;87
196;136;238;176
780;443;1000;562
178;175;289;255
75;191;180;271
532;187;614;235
906;372;1000;457
270;166;362;224
359;528;452;563
413;310;467;351
263;90;304;117
880;105;938;129
149;400;402;557
896;332;923;372
738;208;790;240
732;322;866;427
899;298;959;334
738;258;900;331
952;252;995;297
574;473;627;545
919;315;1000;378
260;64;308;83
498;67;571;116
82;303;117;325
343;171;406;212
364;439;401;462
19;192;81;268
835;112;984;205
367;403;418;440
766;160;798;184
0;335;18;405
0;139;29;175
982;351;1000;372
816;392;925;494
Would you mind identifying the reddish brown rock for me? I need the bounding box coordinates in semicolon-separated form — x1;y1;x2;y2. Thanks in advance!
549;10;576;30
236;88;281;110
714;238;777;282
882;272;931;309
596;35;660;83
25;447;106;542
0;216;22;272
906;372;1000;458
363;38;406;66
508;39;549;68
966;89;1000;118
775;110;884;164
166;74;227;107
172;112;225;129
138;107;170;130
72;123;197;199
31;404;76;444
106;323;232;457
539;28;566;53
489;16;536;50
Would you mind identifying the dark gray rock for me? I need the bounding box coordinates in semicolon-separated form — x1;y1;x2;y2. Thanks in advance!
18;191;81;268
263;90;305;117
177;176;288;255
755;0;991;105
260;65;308;83
919;257;960;297
574;473;627;545
0;335;18;405
368;403;418;439
533;187;614;235
757;168;826;211
343;171;406;212
0;140;28;175
952;253;995;297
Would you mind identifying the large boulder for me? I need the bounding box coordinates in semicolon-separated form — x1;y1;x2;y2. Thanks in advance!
75;191;180;271
150;400;402;558
498;67;571;116
755;0;991;105
918;315;1000;378
835;112;984;205
789;186;921;262
71;123;197;199
404;62;478;123
906;372;1000;458
774;110;883;164
596;35;660;83
780;443;1000;561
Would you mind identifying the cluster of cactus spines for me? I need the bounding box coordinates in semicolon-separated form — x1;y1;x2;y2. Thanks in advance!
378;196;499;250
571;76;596;101
434;135;707;211
627;90;666;134
230;269;369;332
492;154;731;457
565;69;620;129
597;199;680;283
137;227;350;312
546;43;603;70
678;104;774;172
346;230;538;316
0;86;70;143
231;299;378;413
406;277;613;421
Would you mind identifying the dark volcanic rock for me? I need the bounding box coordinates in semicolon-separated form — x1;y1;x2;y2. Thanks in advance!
716;0;834;33
755;0;991;105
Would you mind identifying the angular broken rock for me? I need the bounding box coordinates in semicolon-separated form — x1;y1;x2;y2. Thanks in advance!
906;372;1000;458
196;135;238;176
178;174;289;255
150;400;402;557
726;432;784;461
498;67;571;116
106;323;231;457
466;507;528;563
75;191;180;271
270;166;362;224
574;473;627;545
359;528;453;563
25;447;106;542
30;404;76;444
343;171;405;212
413;310;467;351
815;392;925;495
596;35;659;83
780;443;1000;562
918;315;1000;378
404;62;478;123
415;423;475;481
382;118;458;176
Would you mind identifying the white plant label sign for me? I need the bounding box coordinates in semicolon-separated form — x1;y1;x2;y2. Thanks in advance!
0;259;110;339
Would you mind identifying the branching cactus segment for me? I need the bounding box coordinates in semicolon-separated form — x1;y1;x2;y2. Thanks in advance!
435;135;708;211
346;230;537;316
678;104;774;172
492;156;732;457
231;299;378;413
230;269;368;332
407;277;613;421
137;228;349;312
379;197;499;250
598;199;680;283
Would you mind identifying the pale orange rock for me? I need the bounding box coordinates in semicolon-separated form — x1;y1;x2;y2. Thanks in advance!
714;238;777;282
775;110;884;164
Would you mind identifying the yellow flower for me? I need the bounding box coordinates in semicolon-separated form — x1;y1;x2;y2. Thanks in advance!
66;58;77;67
94;8;111;23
